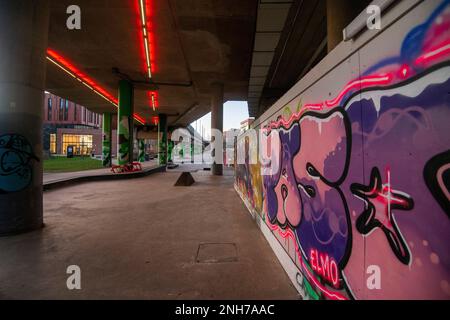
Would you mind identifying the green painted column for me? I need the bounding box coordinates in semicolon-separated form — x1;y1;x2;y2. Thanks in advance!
191;136;194;163
117;80;134;165
138;140;145;163
102;113;112;167
168;140;174;163
159;114;168;166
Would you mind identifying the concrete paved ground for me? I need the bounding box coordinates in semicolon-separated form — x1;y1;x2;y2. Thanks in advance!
0;168;299;299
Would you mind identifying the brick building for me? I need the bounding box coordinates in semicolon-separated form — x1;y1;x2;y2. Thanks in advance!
43;92;104;156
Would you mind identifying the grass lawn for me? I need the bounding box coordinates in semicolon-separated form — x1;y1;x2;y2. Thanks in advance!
44;156;104;173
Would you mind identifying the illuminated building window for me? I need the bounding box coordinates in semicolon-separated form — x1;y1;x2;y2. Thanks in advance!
49;134;57;154
62;134;93;156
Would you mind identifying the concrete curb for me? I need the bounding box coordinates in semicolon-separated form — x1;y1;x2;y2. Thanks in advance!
43;165;167;191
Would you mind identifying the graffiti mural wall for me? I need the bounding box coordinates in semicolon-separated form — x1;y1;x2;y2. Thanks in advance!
0;134;39;194
235;0;450;300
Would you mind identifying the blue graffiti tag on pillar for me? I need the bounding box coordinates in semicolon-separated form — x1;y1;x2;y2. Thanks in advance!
0;134;39;193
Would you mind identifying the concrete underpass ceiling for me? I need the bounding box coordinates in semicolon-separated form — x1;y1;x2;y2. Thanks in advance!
250;0;375;118
45;0;257;127
248;0;328;118
247;0;293;118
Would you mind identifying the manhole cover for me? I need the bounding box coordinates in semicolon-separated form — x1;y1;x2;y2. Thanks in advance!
196;243;238;263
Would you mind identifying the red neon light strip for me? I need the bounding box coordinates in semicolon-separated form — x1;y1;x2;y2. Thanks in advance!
46;49;145;125
137;0;159;114
151;116;159;125
138;0;153;78
148;91;159;111
47;49;118;105
133;113;146;124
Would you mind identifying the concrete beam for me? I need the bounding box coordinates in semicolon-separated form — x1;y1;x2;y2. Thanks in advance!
326;0;371;52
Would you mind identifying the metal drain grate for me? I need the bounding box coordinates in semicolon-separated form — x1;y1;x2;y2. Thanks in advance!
196;243;238;263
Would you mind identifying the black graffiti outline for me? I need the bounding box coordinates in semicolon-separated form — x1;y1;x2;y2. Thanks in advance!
341;60;450;110
340;62;450;265
423;150;450;217
350;167;414;265
265;124;301;231
262;107;354;291
292;108;354;270
250;61;450;299
296;108;354;291
0;134;39;194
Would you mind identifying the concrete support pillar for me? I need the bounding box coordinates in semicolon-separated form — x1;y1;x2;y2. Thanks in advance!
102;113;112;167
138;140;145;163
117;80;134;165
0;1;50;236
159;114;168;166
326;0;366;52
211;83;224;176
